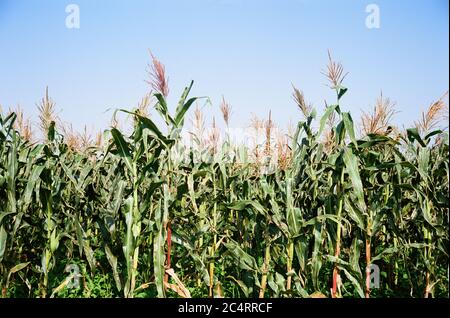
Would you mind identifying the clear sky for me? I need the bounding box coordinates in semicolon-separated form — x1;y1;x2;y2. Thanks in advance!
0;0;448;135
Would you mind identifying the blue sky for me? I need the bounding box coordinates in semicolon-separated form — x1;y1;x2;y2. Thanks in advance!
0;0;448;134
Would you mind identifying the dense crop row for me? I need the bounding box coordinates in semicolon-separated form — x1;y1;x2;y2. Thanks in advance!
0;55;448;298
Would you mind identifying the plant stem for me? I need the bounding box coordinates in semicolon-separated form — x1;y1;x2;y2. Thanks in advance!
286;241;294;290
259;244;271;298
331;197;342;298
365;238;371;298
424;271;430;298
332;171;344;298
129;161;139;298
209;202;217;298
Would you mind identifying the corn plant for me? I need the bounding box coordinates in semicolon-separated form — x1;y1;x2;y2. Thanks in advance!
0;54;448;298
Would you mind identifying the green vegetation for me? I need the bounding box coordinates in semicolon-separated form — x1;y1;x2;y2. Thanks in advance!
0;54;448;298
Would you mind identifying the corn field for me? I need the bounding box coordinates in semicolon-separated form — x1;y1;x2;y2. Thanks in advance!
0;55;448;298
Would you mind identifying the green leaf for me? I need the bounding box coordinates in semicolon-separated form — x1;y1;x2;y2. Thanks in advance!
226;276;250;297
105;245;122;292
50;229;59;253
110;128;133;172
154;93;176;127
342;112;358;148
175;97;198;128
153;226;166;298
226;200;266;215
224;239;259;272
74;216;84;257
343;148;366;213
344;197;366;231
9;262;30;274
407;128;426;147
124;109;171;145
337;85;348;100
424;129;443;141
0;226;7;262
318;104;338;136
174;81;199;128
311;221;323;291
0;212;15;225
23;165;45;208
372;247;399;262
340;266;364;298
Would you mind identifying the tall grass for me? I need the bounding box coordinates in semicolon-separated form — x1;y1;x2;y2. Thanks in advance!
0;54;448;298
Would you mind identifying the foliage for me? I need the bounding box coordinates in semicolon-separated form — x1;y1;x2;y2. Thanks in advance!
0;71;448;299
